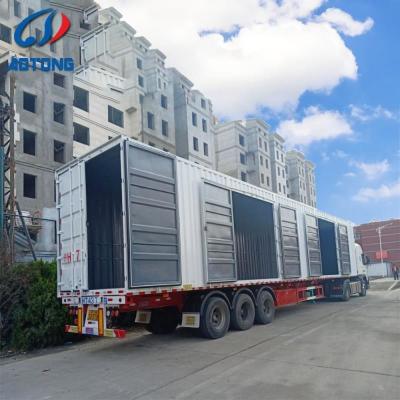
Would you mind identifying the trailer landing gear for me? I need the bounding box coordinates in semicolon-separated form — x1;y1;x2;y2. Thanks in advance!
145;308;180;334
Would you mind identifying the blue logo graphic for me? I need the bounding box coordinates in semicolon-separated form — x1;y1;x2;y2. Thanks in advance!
9;8;74;72
14;8;71;48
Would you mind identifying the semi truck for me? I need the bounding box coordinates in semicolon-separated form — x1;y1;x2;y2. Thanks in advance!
56;137;369;339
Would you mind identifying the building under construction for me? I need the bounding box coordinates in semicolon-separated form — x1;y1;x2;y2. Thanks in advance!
1;0;98;262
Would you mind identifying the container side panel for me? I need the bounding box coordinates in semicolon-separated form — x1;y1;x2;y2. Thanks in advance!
305;215;322;276
232;192;278;279
203;182;236;282
279;206;301;277
127;145;180;287
338;224;351;275
57;162;87;291
318;218;339;275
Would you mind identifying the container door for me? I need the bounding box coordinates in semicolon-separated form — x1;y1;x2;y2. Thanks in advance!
318;218;339;275
305;215;322;276
203;182;236;282
57;162;87;291
338;225;351;274
126;144;180;287
279;206;301;278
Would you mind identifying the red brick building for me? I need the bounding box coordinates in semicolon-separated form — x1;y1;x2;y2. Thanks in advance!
354;219;400;268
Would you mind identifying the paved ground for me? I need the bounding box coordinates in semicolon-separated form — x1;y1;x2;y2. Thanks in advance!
369;277;400;291
1;289;399;400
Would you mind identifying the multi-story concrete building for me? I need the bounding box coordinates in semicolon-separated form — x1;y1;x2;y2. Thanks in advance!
76;7;218;160
1;0;98;258
286;150;307;203
169;68;215;168
78;7;176;153
244;119;272;190
215;121;248;182
72;64;138;157
215;119;288;196
286;150;317;207
268;133;287;196
1;0;97;213
305;160;317;207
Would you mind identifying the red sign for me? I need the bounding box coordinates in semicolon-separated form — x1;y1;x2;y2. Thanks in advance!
63;250;81;264
375;250;388;260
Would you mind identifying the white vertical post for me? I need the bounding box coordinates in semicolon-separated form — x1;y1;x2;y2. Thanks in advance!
378;227;383;264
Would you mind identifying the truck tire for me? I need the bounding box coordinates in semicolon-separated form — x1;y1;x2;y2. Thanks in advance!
255;290;275;325
359;280;367;297
231;293;255;331
200;296;230;339
341;282;351;302
146;308;179;334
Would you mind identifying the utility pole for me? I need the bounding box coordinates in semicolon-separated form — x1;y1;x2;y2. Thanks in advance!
0;71;16;263
376;222;393;264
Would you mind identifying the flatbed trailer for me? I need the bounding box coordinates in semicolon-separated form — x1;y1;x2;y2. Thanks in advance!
57;137;368;339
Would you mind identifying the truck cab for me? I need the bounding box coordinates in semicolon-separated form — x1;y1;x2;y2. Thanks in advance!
355;243;369;287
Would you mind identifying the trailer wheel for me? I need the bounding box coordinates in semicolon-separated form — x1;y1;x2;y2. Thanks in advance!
255;290;275;325
200;296;230;339
341;282;351;302
359;280;367;297
146;308;180;334
231;293;255;331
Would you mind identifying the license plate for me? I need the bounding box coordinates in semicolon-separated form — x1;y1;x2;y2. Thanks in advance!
87;310;98;321
81;296;101;305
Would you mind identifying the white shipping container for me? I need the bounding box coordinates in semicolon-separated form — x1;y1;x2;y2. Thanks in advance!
56;137;357;297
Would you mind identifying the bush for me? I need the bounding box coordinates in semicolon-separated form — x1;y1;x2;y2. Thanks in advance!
0;260;67;351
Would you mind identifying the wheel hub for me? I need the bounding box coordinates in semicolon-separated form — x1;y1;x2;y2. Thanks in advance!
211;307;223;327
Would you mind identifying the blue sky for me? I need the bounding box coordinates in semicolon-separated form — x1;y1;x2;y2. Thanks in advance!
242;0;400;224
100;0;399;224
274;0;400;223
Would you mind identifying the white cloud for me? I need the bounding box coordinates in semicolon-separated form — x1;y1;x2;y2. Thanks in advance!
277;107;352;146
350;159;390;180
349;104;399;122
97;0;372;118
321;152;330;161
344;172;356;178
353;180;400;202
333;149;349;159
319;8;374;36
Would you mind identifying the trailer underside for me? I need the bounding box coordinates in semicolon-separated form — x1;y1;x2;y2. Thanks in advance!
63;275;367;339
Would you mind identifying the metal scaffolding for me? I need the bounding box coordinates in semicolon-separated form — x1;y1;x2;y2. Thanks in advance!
1;71;16;262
